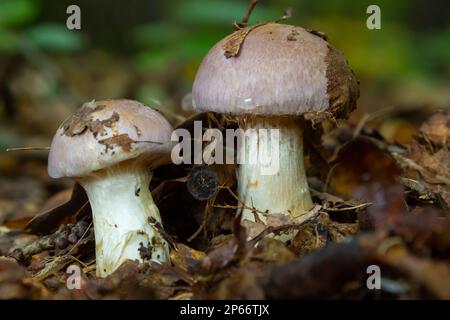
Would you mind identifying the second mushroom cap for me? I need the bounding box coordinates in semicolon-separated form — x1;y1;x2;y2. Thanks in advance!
48;99;174;179
193;23;359;118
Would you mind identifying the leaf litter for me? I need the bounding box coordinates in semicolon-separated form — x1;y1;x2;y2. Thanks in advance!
0;1;449;298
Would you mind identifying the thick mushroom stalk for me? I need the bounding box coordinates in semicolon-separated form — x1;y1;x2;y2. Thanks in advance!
79;163;168;277
237;117;313;240
48;100;174;278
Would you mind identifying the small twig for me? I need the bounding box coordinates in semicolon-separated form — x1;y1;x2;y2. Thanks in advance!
67;255;89;267
157;106;187;125
353;113;372;138
33;255;74;281
391;152;450;185
6;147;50;152
279;7;293;20
217;185;273;217
187;190;219;242
323;164;337;193
249;205;321;245
73;201;89;219
310;188;345;204
217;185;312;221
148;217;177;248
353;106;401;138
82;262;97;274
324;202;372;212
66;221;93;256
133;140;164;145
272;7;293;24
187;203;209;242
234;0;258;30
213;204;238;209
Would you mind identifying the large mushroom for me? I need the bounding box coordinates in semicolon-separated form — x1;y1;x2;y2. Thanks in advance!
48;99;173;277
193;23;359;240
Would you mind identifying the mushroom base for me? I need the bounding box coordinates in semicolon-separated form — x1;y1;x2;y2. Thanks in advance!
237;116;313;241
79;164;169;277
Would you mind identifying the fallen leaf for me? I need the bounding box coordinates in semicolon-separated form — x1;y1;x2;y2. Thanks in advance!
26;183;88;235
419;110;449;148
330;138;402;198
170;243;206;273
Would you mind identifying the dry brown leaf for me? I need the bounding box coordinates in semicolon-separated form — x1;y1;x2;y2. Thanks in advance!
0;257;49;299
222;26;258;58
409;143;450;181
330;138;401;198
419;110;449;148
251;238;296;265
376;242;450;299
208;266;265;299
26;183;88;235
170;243;206;273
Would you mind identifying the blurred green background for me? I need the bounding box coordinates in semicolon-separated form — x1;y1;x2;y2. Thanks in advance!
0;0;449;146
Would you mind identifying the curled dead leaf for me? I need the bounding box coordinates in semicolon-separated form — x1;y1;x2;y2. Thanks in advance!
419;110;449;148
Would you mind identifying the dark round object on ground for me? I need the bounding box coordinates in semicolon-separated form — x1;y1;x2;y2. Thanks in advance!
186;166;218;201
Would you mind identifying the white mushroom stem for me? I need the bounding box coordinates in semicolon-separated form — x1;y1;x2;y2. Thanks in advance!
78;163;169;277
237;116;313;240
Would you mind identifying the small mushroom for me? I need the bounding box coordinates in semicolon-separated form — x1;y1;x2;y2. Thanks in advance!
48;99;174;277
193;23;359;240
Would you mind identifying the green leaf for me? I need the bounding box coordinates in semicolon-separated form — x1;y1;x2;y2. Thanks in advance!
134;49;174;72
26;23;85;53
130;22;184;48
135;84;168;107
0;0;38;28
0;28;19;52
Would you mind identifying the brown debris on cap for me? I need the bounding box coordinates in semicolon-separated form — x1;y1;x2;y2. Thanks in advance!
98;134;135;153
48;99;174;179
61;100;109;137
222;25;257;58
193;23;359;119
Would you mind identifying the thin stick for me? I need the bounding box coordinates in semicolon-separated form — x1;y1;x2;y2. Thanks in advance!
353;113;371;138
234;0;258;30
324;202;372;212
249;206;320;245
5;141;162;152
240;0;258;27
67;220;93;256
392;152;450;186
134;140;164;145
6;147;50;152
67;255;88;267
148;217;178;248
219;185;278;217
187;191;219;242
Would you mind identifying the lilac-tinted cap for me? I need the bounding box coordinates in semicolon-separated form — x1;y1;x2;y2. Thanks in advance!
193;23;359;118
48;99;174;178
